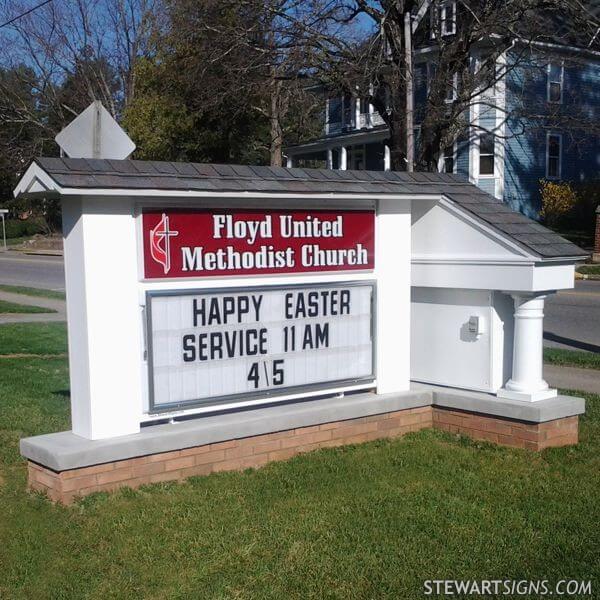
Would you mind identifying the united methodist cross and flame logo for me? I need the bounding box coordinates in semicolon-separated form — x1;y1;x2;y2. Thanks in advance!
149;213;179;274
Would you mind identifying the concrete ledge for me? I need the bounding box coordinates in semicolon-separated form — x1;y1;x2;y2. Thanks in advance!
21;385;586;473
421;384;586;423
21;389;432;472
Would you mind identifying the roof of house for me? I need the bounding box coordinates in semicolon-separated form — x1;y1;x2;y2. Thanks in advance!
32;157;587;260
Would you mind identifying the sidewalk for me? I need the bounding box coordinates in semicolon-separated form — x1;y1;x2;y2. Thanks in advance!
0;291;66;324
544;364;600;395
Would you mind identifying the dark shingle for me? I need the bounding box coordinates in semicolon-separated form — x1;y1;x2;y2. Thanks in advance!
172;162;200;177
32;157;587;260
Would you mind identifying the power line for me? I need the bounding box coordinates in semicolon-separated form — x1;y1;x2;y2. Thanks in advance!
0;0;54;29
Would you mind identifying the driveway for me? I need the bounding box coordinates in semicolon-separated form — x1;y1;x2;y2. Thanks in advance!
544;280;600;353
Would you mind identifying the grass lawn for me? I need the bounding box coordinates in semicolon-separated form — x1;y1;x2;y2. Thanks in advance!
5;235;35;247
544;348;600;370
0;300;56;314
0;322;67;355
0;323;599;598
0;284;66;301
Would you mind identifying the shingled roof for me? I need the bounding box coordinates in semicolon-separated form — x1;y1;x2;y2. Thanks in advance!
32;157;587;260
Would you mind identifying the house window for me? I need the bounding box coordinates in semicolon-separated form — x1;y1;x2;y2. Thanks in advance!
430;1;456;38
426;62;435;94
441;144;456;173
547;62;563;103
479;132;495;176
477;55;499;98
441;1;457;35
446;72;458;102
546;133;562;179
342;93;354;127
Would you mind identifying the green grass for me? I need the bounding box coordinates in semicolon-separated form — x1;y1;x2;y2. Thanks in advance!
0;300;56;314
544;348;600;370
0;322;67;355
577;265;600;276
0;324;599;598
5;235;35;247
0;284;66;300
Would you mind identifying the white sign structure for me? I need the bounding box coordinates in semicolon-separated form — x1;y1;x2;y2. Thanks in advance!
147;283;375;411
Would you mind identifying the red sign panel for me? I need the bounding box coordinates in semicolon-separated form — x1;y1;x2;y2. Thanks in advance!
142;209;374;279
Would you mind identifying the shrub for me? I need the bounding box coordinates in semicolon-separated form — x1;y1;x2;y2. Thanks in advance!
3;217;47;239
570;181;600;233
539;180;578;228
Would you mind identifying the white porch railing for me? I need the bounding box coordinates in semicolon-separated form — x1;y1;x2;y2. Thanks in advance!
326;111;385;135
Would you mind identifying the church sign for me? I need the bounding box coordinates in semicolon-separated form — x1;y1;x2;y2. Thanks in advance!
142;209;375;279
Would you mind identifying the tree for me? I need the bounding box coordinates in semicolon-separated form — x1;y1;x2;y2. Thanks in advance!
124;0;322;165
0;0;156;225
268;0;600;171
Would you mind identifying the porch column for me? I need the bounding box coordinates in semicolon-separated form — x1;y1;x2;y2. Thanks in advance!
286;155;293;168
326;148;333;170
339;146;347;170
355;96;361;129
384;145;391;171
497;293;557;402
368;84;374;128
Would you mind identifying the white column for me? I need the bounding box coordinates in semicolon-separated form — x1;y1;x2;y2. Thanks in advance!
339;146;347;170
497;293;557;402
325;98;330;135
368;84;374;128
375;198;412;393
384;145;391;171
286;155;293;168
62;197;143;439
355;96;361;129
326;148;333;170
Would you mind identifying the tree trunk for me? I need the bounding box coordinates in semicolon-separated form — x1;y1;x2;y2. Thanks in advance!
270;80;284;167
387;81;408;171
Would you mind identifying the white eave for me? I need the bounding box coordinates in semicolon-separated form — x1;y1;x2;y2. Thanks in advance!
13;162;61;199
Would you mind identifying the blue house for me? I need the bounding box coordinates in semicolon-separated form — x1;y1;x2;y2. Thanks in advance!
285;4;600;219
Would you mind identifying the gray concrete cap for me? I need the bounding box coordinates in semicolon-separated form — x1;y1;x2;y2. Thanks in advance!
20;386;585;472
425;384;586;422
20;390;431;472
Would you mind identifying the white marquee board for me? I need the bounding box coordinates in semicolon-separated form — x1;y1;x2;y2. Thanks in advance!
147;282;375;412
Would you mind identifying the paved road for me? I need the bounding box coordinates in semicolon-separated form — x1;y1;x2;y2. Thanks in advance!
544;280;600;353
0;251;65;291
0;251;598;353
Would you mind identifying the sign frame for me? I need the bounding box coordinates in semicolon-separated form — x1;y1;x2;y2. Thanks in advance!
145;280;377;414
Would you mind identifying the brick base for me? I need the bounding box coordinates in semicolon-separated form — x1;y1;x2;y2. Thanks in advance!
27;405;579;504
433;408;579;450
